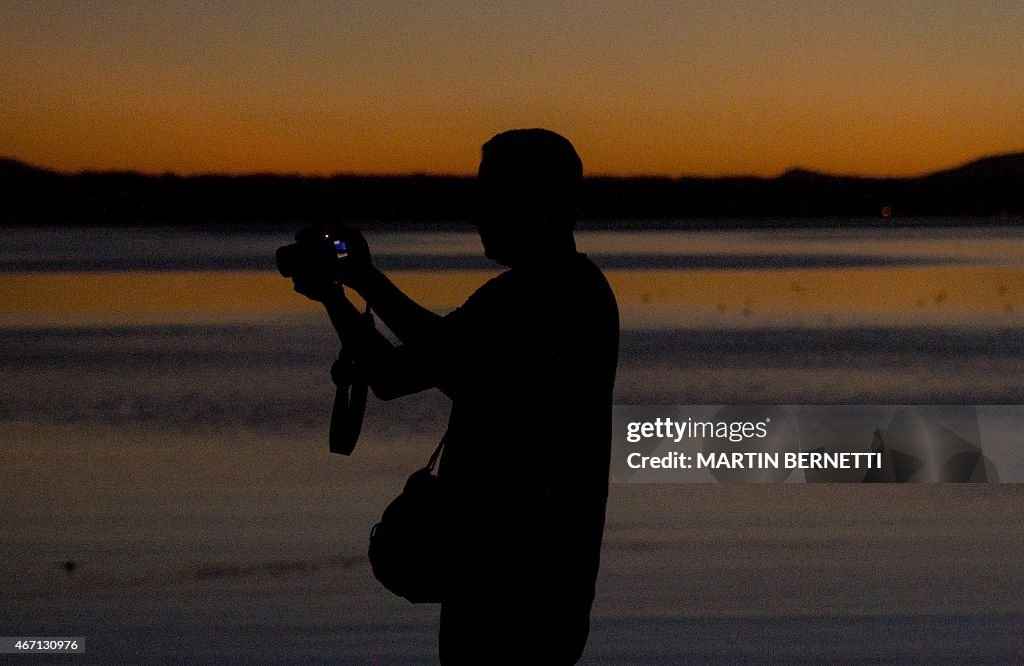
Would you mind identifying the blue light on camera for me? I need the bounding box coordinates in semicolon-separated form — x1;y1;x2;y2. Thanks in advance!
333;239;348;258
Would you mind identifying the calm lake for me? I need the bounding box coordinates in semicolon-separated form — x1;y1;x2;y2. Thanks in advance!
2;224;1023;662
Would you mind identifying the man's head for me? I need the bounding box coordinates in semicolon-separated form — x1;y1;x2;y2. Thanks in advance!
474;129;583;266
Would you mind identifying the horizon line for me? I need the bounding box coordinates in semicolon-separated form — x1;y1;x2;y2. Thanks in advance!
4;150;1023;182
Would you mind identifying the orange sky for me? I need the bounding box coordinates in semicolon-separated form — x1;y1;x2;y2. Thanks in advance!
2;1;1022;177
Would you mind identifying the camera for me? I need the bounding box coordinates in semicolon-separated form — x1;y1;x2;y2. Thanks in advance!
276;224;358;278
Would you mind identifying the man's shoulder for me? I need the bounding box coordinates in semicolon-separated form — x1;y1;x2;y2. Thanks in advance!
562;254;618;310
571;253;614;290
511;253;611;288
450;253;617;321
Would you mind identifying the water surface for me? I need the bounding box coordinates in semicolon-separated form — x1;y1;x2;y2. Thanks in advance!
2;224;1022;662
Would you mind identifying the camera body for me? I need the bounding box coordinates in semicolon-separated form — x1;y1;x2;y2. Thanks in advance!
276;224;359;278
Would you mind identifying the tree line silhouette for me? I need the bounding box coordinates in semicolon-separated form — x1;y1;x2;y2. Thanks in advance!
2;153;1022;227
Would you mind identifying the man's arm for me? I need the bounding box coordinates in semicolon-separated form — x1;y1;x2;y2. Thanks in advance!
346;266;442;346
293;276;438;400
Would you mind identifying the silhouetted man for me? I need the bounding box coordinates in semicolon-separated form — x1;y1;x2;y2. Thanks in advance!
294;129;619;664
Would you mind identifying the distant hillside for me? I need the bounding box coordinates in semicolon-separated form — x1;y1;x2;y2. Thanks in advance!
1;153;1022;226
929;152;1024;180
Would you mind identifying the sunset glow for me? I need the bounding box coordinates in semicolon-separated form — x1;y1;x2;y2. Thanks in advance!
3;1;1023;177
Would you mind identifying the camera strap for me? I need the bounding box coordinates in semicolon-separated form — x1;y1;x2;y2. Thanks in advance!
328;304;373;455
424;431;448;473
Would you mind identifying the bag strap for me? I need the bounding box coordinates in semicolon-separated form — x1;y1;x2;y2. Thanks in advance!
424;431;448;473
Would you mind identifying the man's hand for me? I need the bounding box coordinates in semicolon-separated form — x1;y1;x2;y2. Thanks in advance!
292;270;339;304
